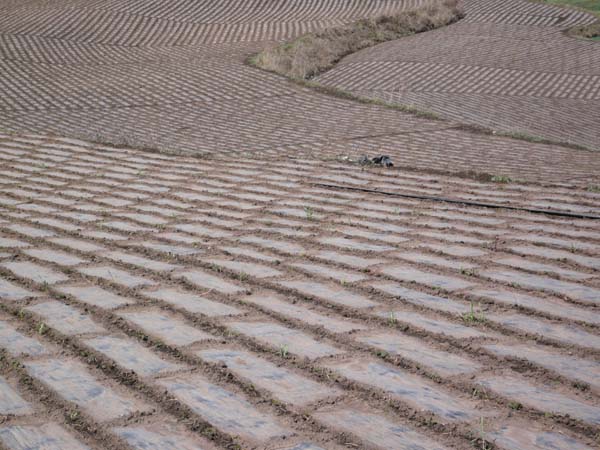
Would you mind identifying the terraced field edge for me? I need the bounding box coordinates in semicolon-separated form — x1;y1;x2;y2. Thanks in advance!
250;0;464;79
540;0;600;38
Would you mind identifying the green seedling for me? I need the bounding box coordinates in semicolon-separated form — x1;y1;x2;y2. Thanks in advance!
491;175;512;183
388;311;397;326
509;401;523;410
477;417;490;450
304;206;314;221
279;344;289;358
462;301;486;323
38;323;47;335
460;267;478;277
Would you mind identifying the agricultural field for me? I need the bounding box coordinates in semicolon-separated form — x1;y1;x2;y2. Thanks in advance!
0;1;599;450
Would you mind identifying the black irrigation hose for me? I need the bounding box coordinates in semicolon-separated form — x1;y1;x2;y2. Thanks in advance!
312;183;600;220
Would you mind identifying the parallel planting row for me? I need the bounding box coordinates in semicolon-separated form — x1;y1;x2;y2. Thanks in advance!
0;133;598;449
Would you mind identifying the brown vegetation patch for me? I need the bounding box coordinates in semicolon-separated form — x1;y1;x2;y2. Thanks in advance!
567;21;600;39
251;0;464;79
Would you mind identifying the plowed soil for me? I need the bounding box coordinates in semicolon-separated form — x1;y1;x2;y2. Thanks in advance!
0;132;598;449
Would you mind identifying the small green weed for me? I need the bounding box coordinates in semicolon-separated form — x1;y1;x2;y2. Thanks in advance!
388;311;397;326
304;206;314;221
474;417;491;450
509;401;523;410
491;175;512;183
462;302;486;323
279;344;289;358
460;267;478;277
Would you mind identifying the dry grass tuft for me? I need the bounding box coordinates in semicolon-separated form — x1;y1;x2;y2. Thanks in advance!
538;0;600;39
251;0;464;79
567;21;600;39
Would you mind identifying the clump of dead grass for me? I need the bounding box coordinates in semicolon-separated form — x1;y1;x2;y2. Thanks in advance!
567;21;600;39
251;0;464;79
